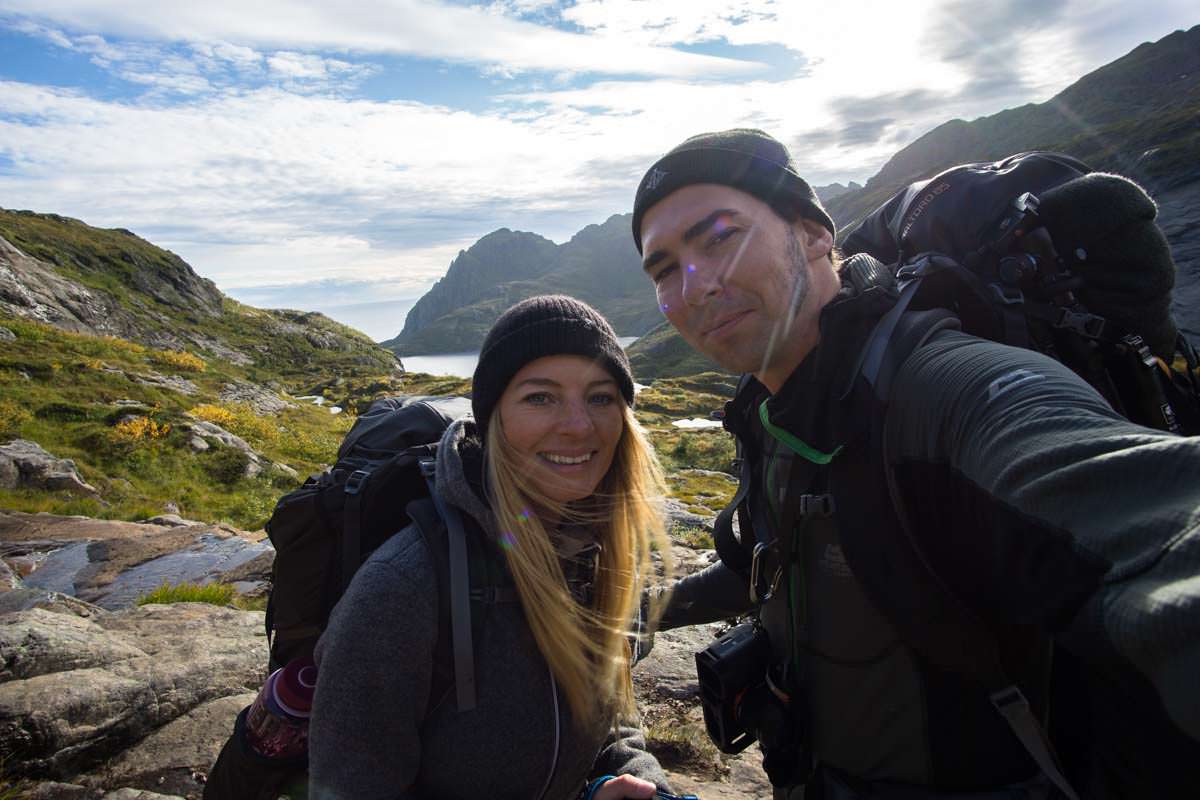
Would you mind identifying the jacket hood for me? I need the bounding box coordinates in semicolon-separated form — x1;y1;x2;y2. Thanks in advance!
434;417;497;541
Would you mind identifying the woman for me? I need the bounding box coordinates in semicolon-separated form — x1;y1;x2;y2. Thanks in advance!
309;295;675;799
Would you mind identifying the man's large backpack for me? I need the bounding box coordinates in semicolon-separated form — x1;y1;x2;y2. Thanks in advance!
204;395;516;800
841;151;1200;435
712;153;1200;798
840;153;1200;796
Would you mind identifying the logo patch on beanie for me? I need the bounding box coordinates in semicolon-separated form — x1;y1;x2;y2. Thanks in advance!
645;168;668;191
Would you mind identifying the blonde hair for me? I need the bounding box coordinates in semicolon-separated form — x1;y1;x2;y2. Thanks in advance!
484;403;670;728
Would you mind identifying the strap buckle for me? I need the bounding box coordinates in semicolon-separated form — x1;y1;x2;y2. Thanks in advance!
797;493;835;517
1056;308;1106;338
1120;334;1158;368
344;469;371;496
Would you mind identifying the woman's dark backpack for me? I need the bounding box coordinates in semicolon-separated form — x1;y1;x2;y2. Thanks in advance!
265;394;470;669
204;395;516;800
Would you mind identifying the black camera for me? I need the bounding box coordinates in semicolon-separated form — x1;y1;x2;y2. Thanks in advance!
694;622;771;753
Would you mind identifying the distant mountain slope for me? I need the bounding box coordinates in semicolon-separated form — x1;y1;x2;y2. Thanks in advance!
383;213;660;356
398;228;560;340
377;26;1200;376
0;208;399;386
637;25;1200;375
827;24;1200;234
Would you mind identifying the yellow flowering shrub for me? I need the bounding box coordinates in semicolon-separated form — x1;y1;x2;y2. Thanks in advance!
189;404;237;428
109;416;171;445
152;349;206;372
102;335;145;355
189;403;277;445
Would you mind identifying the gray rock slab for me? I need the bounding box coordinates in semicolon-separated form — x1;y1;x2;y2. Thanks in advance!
218;381;295;415
0;440;98;496
634;623;724;701
25;782;94;799
0;512;272;610
84;692;254;798
0;607;145;681
0;603;266;779
130;373;198;396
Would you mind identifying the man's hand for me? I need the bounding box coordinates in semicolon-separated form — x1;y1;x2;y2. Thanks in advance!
593;774;658;800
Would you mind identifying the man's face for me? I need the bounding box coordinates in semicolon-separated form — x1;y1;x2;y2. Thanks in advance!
639;183;831;390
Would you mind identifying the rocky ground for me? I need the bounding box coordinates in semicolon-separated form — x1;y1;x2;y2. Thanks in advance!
1156;181;1200;346
0;510;770;799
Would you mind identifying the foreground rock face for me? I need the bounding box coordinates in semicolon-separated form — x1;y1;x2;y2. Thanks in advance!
0;600;265;797
1158;182;1200;345
0;512;273;610
0;508;769;799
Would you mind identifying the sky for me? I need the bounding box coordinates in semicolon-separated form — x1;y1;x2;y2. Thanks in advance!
1;2;1196;342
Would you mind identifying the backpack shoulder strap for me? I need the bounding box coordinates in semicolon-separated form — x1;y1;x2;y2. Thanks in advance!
410;460;518;717
406;495;459;715
848;313;1080;800
712;373;772;580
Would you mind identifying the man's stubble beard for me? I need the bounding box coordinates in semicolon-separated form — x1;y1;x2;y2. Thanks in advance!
757;225;811;377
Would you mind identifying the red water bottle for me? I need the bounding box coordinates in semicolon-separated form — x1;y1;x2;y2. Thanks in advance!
244;657;317;759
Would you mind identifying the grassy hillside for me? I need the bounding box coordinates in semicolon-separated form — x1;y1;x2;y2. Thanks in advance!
0;314;472;528
627;319;730;382
0;312;735;530
0;209;399;385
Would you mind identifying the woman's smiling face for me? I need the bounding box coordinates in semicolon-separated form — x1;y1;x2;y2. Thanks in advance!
496;354;625;504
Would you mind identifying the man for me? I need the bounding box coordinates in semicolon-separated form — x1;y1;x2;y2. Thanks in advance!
633;129;1200;798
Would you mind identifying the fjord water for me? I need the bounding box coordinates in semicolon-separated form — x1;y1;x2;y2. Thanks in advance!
402;337;640;377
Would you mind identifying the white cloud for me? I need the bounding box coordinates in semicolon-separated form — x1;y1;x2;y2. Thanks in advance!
562;0;786;47
1;0;1196;335
0;78;656;291
267;52;333;80
0;0;763;78
9;18;74;48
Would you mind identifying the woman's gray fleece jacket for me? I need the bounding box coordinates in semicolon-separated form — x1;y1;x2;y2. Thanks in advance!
308;420;670;799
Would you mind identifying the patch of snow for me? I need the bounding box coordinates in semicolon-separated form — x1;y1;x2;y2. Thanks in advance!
672;418;723;429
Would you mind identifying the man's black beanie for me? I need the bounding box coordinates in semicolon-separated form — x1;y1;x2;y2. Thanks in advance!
631;128;835;253
471;294;635;433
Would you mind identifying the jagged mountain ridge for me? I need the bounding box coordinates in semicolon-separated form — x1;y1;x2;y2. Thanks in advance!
384;25;1200;378
392;27;1200;373
383;213;660;356
399;228;560;338
814;182;863;203
825;24;1200;233
0;208;400;385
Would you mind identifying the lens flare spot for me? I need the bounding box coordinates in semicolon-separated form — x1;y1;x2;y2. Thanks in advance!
518;508;531;522
499;531;517;550
687;264;696;273
660;303;669;312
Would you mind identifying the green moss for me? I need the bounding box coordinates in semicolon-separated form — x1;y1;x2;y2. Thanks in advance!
670;522;715;550
202;446;251;486
136;580;236;606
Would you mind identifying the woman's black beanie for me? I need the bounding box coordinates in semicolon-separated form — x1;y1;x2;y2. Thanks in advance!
631;128;835;253
471;294;635;432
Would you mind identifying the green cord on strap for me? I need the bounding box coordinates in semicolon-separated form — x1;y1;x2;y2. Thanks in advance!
759;400;843;465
